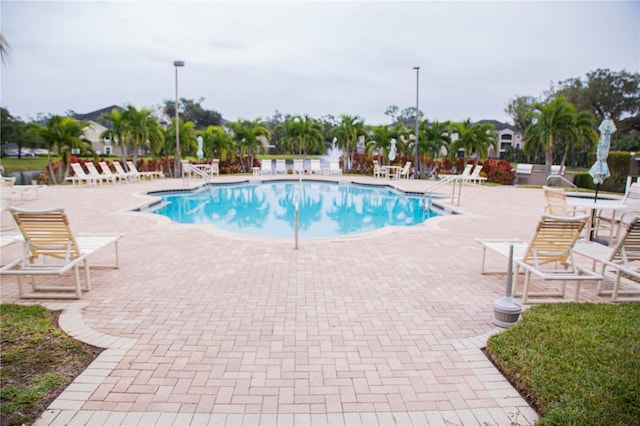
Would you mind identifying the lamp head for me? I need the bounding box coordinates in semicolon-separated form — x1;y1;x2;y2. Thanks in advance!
173;60;185;67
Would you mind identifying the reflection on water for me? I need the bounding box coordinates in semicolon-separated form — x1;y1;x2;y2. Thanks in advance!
152;182;439;238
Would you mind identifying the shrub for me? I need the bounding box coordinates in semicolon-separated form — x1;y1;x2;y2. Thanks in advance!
481;158;516;185
577;151;633;193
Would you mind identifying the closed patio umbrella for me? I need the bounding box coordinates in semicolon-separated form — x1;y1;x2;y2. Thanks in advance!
587;116;616;241
588;116;616;201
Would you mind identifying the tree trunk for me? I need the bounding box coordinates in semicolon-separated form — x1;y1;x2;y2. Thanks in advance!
47;162;57;185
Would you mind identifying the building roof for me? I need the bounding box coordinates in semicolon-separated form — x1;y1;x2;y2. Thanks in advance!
474;119;518;132
72;105;125;129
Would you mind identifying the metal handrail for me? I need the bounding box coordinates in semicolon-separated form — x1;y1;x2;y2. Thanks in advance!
546;174;578;190
182;163;211;185
424;175;461;208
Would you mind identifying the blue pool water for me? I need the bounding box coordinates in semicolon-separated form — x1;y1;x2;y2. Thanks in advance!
148;181;441;238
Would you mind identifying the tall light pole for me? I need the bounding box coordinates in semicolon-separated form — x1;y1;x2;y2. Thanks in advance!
174;60;185;177
413;66;420;179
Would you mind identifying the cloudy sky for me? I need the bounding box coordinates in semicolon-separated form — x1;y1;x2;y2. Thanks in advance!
1;1;638;125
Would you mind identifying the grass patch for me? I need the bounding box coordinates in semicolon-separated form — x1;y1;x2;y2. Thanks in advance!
0;157;50;172
486;303;640;425
0;304;102;426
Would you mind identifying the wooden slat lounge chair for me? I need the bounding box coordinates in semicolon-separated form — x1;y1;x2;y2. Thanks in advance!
0;207;123;299
542;186;587;217
574;213;640;302
476;214;602;303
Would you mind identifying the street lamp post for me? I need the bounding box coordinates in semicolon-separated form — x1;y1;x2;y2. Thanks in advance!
413;66;420;179
174;60;185;177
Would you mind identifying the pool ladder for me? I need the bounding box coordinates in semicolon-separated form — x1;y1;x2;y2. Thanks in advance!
424;175;462;209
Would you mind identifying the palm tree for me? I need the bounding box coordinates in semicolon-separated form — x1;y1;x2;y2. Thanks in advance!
470;122;498;162
449;119;497;168
38;115;92;184
123;105;163;162
100;108;131;166
279;115;324;158
0;34;10;65
524;96;577;174
416;120;451;177
364;124;403;165
332;115;365;172
202;125;234;160
561;110;598;168
174;118;198;157
228;118;271;172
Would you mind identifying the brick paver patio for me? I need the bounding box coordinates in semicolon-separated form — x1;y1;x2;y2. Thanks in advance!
2;175;620;425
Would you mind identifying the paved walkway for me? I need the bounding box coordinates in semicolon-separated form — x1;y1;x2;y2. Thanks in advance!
1;175;617;425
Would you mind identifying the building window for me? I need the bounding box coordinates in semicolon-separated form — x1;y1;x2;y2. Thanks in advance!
104;146;112;155
501;133;513;140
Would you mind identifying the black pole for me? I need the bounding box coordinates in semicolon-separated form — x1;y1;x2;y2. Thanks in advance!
589;182;600;241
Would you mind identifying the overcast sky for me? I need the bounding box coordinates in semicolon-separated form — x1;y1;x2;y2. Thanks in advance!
1;1;638;126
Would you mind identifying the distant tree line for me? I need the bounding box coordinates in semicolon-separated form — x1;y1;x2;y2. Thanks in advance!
504;68;640;170
2;67;638;183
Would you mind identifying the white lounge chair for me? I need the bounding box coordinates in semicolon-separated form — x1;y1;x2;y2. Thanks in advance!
476;214;602;303
67;163;100;186
113;161;138;182
398;162;412;180
459;164;485;185
99;161;129;183
260;159;273;175
293;159;304;174
469;165;486;184
210;159;220;177
310;159;322;175
373;160;383;178
0;207;123;299
574;212;640;302
593;183;640;241
457;164;473;182
275;159;287;174
328;160;342;175
85;162;116;184
127;161;164;180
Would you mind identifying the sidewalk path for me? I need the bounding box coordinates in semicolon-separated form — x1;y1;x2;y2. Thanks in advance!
1;175;598;425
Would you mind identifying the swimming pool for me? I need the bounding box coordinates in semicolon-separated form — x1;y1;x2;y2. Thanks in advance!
146;180;443;238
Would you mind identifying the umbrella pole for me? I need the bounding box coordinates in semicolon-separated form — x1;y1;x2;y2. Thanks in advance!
590;183;600;241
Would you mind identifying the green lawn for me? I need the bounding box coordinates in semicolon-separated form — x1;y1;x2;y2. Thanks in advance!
486;303;640;425
0;304;101;426
0;157;50;172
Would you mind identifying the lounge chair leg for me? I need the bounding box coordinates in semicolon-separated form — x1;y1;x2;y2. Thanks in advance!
596;264;606;294
612;272;622;302
17;275;26;298
522;271;531;304
574;281;581;301
481;248;487;274
74;266;82;299
83;260;91;291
